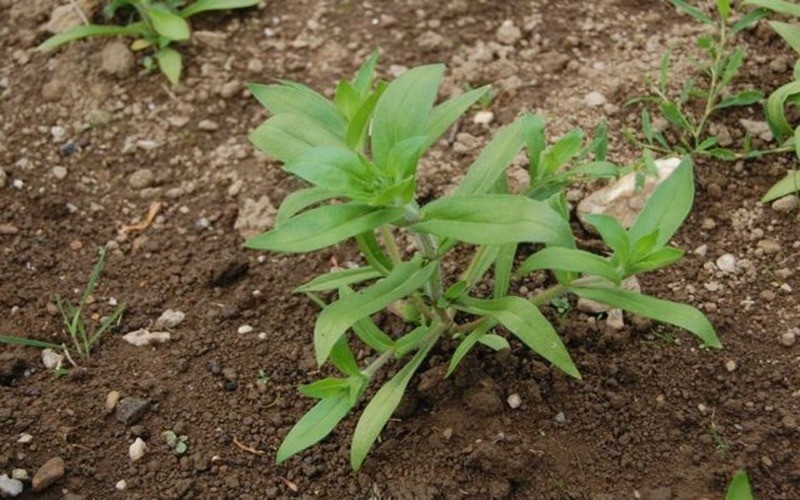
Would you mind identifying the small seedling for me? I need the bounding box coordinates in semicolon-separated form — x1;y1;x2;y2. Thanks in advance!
246;52;721;470
463;82;497;110
625;0;767;159
36;0;260;84
725;470;753;500
0;246;125;367
163;430;188;454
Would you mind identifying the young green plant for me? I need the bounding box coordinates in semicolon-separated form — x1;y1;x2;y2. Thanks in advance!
245;53;721;470
37;0;260;84
0;246;125;368
725;470;753;500
625;0;767;159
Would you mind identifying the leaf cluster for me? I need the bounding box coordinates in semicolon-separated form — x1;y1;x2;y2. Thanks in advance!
37;0;260;84
245;53;721;469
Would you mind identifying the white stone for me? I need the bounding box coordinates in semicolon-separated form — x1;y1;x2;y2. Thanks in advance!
41;348;64;370
129;438;147;461
198;120;219;131
106;390;121;412
51;166;67;180
725;360;737;372
237;325;254;334
0;474;23;498
772;194;799;213
473;110;494;125
605;309;625;330
115;480;127;491
17;433;33;444
12;179;23;189
577;157;681;230
715;254;737;273
9;469;27;481
50;126;66;141
780;329;797;347
507;393;522;409
122;329;171;347
257;332;268;341
584;91;607;107
154;310;185;329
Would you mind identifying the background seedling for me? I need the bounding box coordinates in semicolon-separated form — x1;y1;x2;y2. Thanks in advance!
245;52;721;470
163;430;188;454
37;0;260;84
0;246;125;368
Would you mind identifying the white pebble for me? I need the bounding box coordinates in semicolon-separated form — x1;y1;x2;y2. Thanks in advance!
780;329;797;347
155;309;185;329
122;329;171;347
106;390;121;412
584;91;607;107
473;110;494;125
10;469;28;481
507;393;521;409
41;348;64;370
724;360;737;372
12;179;23;189
51;166;67;180
17;433;33;444
715;254;737;273
257;332;268;340
554;412;566;423
0;474;23;498
129;438;147;461
115;480;127;491
237;325;254;334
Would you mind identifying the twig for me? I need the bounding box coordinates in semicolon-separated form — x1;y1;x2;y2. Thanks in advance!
69;0;90;25
233;437;265;455
121;201;162;234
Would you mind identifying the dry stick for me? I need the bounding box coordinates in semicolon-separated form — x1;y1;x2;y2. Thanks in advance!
69;0;90;25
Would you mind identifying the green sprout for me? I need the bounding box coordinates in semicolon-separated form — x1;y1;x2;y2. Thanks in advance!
163;430;188;454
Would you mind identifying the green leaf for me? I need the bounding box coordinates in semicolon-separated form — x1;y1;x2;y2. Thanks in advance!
314;260;436;365
299;378;350;399
524;114;548;178
716;90;764;109
385;136;426;180
147;5;191;41
355;231;393;275
179;0;260;17
413;194;573;247
351;338;436;470
629;247;685;274
249;114;347;163
493;243;517;298
707;148;737;160
0;335;64;351
371;65;444;168
245;203;403;253
660;102;692;131
456;114;531;195
424;86;490;151
352;50;380;97
156;47;182;85
679;76;698;105
541;128;584;176
716;0;731;20
330;337;360;376
37;23;149;51
732;8;770;34
395;325;429;356
248;82;346;135
761;169;800;202
517;247;620;283
460;245;501;288
334;81;360;119
583;214;630;261
744;0;800;17
719;47;744;89
295;266;382;293
568;161;619;179
276;393;354;464
629;157;694;248
275;187;340;226
770;20;800;54
446;321;493;377
346;84;385;150
283;147;372;196
659;51;671;94
570;286;721;348
352;315;395;354
479;334;510;351
642;109;654;144
725;470;753;500
671;0;715;25
765;80;800;142
457;296;580;379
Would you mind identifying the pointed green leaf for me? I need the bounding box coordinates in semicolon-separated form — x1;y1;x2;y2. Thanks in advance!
156;47;182;85
725;470;753;500
299;378;351;399
248;82;346;134
446;321;493;377
147;5;190;41
314;260;435;365
629;247;684;274
413;194;572;247
461;245;501;288
770;20;800;54
249;114;347;163
295;266;382;293
334;81;361;119
353;50;380;97
346;84;385;149
761;169;800;202
732;8;771;34
355;231;393;274
283;147;372;195
571;286;721;348
541;128;584;175
385;136;426;180
276;393;354;464
744;0;800;17
765;80;800;142
37;23;149;51
720;47;744;89
0;335;64;350
456;114;531;195
567;161;619;178
394;325;429;356
660;102;692;131
517;247;619;283
275;187;340;226
424;86;490;151
371;65;444;168
457;296;580;379
716;90;763;110
716;0;731;20
351;338;436;470
493;243;517;298
352;315;395;353
524;114;548;178
629;157;694;248
479;334;510;351
330;337;360;376
179;0;260;17
245;203;403;253
671;0;715;25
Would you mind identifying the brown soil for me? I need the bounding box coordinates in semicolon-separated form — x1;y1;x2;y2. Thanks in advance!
1;0;798;499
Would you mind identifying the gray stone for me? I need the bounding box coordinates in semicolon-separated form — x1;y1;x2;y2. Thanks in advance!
32;457;65;493
739;119;773;142
772;194;799;212
0;474;23;498
496;20;522;45
128;168;155;189
115;397;150;426
715;254;737;273
198;120;219;131
220;80;242;99
100;42;135;77
757;239;781;254
584;91;607;107
122;329;170;347
154;310;185;329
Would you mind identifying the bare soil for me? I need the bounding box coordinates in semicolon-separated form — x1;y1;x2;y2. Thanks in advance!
1;0;798;499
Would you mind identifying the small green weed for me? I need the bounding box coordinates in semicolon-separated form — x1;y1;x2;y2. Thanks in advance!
163;430;189;454
37;0;260;84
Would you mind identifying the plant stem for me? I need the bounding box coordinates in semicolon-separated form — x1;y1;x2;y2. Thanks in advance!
403;203;444;302
694;19;728;148
362;348;396;378
380;225;403;264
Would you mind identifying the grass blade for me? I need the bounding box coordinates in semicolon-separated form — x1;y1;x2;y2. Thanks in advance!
0;335;64;351
37;23;148;51
179;0;259;17
276;393;354;464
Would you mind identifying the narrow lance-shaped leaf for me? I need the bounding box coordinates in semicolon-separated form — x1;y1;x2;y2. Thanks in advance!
249;113;347;163
351;337;436;470
245;203;403;253
628;157;694;248
719;47;744;90
540;128;584;176
761;169;800;203
330;337;360;377
283;146;372;196
295;266;382;293
314;260;436;365
423;86;490;151
0;335;64;351
517;247;620;283
725;470;753;500
446;322;493;377
570;286;722;348
147;5;191;41
413;194;573;247
299;378;351;399
352;50;380;97
275;187;340;226
457;296;581;379
744;0;800;17
340;286;395;353
715;90;763;110
371;65;444;168
671;0;715;25
276;392;354;464
770;20;800;55
493;243;517;298
37;23;149;51
179;0;260;17
355;231;393;274
248;82;346;135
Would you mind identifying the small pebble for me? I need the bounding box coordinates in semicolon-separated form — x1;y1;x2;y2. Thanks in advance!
507;393;522;409
715;254;737;273
495;20;522;45
780;330;796;347
106;390;121;412
772;194;799;212
10;469;27;481
115;480;127;491
0;475;23;498
554;412;566;423
473;110;494;125
155;309;185;329
584;91;607;107
17;433;33;444
198;120;219;131
237;325;254;334
129;438;147;461
724;360;737;372
51;166;67;179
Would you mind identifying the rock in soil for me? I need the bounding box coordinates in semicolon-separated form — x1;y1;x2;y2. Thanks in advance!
234;196;276;238
154;310;186;329
115;397;150;426
0;474;23;497
129;438;147;461
100;42;135;78
32;457;65;492
122;329;171;347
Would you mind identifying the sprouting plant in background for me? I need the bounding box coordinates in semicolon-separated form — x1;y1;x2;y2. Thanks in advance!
0;246;125;367
163;430;189;454
37;0;260;84
725;470;753;500
244;53;721;470
745;0;800;202
625;0;767;159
